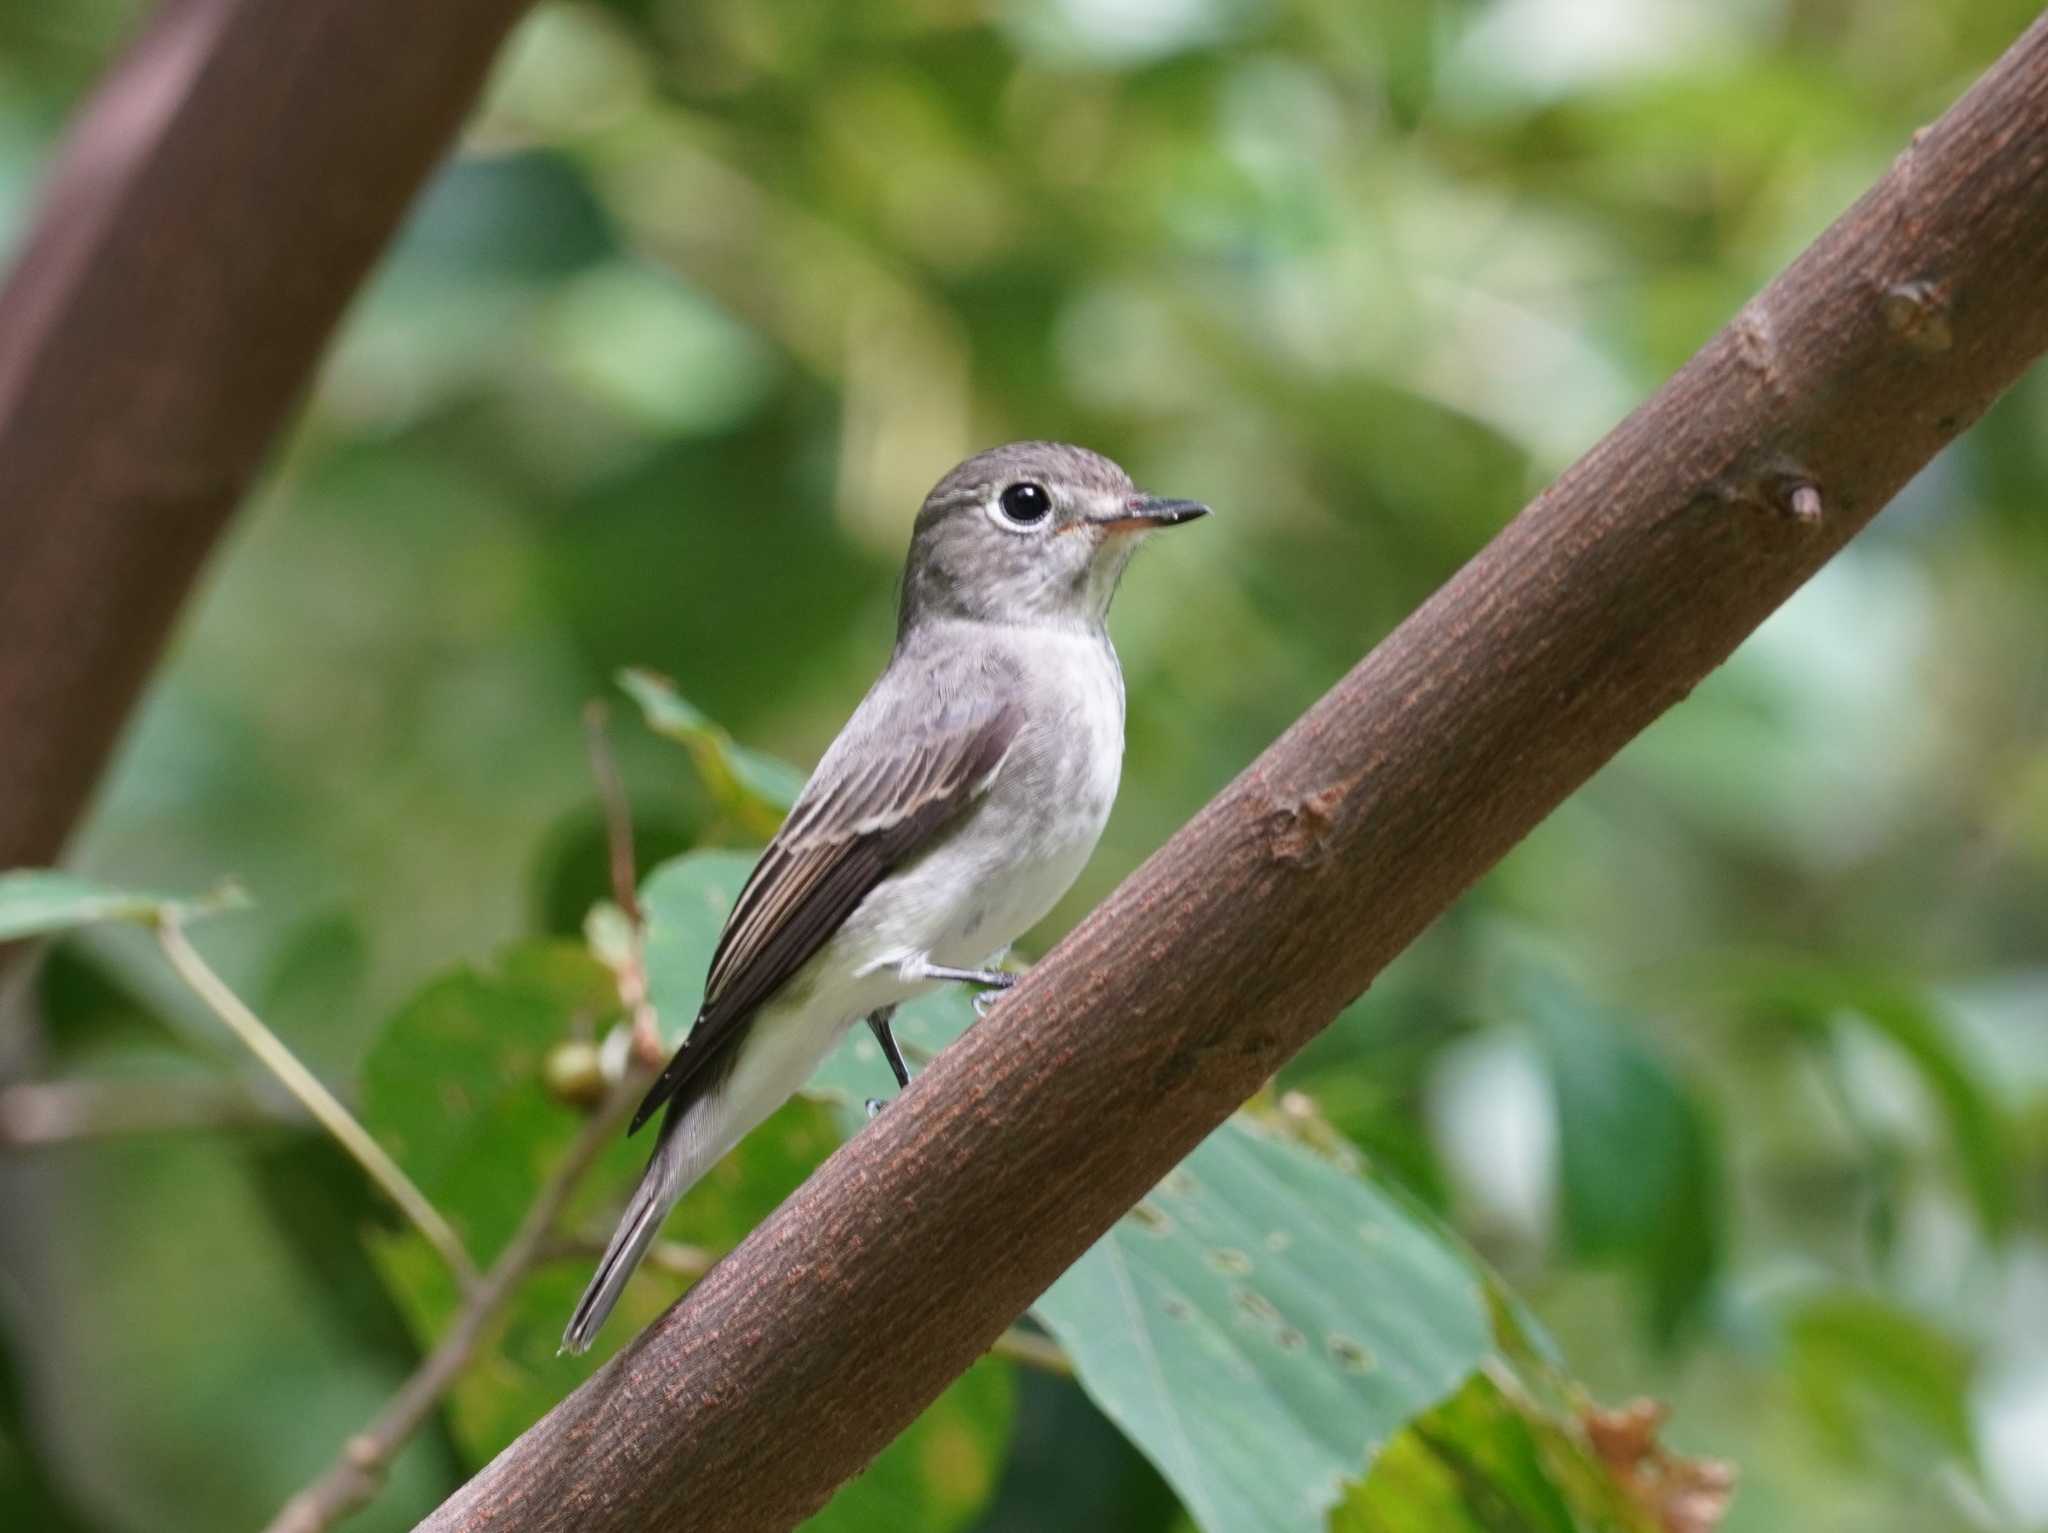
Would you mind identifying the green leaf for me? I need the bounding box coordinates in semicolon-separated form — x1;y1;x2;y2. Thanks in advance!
1726;960;2018;1242
1034;1117;1495;1533
619;667;804;834
0;870;245;941
360;940;621;1258
1512;967;1723;1342
1783;1291;1978;1469
1330;1372;1665;1533
639;849;758;1044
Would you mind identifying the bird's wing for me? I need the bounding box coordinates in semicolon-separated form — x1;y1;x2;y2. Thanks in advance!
628;691;1023;1133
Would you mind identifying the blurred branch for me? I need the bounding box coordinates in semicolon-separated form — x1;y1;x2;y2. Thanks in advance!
417;17;2048;1532
0;0;535;878
157;913;479;1288
0;1077;297;1147
265;1070;649;1533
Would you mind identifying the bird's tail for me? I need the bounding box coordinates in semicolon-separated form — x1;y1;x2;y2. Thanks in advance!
560;1103;701;1355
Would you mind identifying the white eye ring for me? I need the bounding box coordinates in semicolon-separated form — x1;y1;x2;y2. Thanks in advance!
992;480;1053;529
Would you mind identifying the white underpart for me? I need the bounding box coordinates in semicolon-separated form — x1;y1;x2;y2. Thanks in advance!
687;627;1126;1171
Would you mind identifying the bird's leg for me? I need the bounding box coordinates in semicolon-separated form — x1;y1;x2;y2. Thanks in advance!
864;1006;906;1119
899;958;1019;1017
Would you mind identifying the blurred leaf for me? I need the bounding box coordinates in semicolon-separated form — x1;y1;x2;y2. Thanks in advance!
391;148;617;283
257;911;372;1078
360;941;619;1258
804;1359;1015;1532
1034;1117;1495;1533
0;871;244;940
1783;1291;1978;1471
1513;967;1723;1343
1728;961;2018;1242
244;1138;469;1486
971;1365;1185;1533
3;1130;456;1531
0;1333;103;1533
528;802;700;939
620;667;803;835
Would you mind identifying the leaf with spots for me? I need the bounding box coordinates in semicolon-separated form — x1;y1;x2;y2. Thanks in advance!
1033;1116;1496;1533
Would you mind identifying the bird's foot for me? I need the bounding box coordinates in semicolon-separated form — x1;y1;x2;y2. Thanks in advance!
972;969;1020;1017
865;1096;887;1120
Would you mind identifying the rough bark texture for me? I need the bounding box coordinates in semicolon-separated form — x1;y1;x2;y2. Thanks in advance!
421;18;2048;1533
0;0;534;873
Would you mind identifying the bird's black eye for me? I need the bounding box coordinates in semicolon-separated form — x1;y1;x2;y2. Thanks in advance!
997;481;1052;526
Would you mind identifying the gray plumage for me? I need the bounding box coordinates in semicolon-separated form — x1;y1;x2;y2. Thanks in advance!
563;441;1208;1354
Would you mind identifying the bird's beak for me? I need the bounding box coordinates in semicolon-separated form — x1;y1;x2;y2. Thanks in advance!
1087;495;1212;535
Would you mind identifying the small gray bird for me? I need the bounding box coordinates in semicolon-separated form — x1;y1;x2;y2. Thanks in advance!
563;441;1209;1353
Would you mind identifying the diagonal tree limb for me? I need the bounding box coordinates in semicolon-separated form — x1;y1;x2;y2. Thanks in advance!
0;0;535;875
420;16;2048;1532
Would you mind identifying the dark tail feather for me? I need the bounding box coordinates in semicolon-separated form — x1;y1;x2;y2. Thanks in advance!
560;1113;691;1355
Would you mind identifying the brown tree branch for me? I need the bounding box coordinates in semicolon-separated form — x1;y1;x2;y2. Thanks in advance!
420;18;2048;1531
540;1234;1075;1375
0;0;534;874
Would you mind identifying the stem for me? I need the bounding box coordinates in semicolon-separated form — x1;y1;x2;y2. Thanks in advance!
156;912;479;1288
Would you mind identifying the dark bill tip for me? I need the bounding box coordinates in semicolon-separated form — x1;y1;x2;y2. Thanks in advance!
1089;495;1212;533
1133;495;1211;525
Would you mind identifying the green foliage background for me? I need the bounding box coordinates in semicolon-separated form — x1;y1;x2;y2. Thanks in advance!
4;0;2048;1529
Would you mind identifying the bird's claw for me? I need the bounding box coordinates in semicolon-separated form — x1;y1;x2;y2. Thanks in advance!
973;989;1002;1018
865;1097;886;1119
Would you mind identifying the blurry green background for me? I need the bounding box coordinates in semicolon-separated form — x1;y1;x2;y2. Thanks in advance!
3;0;2047;1529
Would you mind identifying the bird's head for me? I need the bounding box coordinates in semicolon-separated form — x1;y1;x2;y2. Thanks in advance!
898;441;1209;636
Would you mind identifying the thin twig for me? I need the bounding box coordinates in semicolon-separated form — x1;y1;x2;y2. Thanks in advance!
0;1077;297;1147
265;1068;648;1533
585;702;665;1069
583;701;642;926
156;912;479;1287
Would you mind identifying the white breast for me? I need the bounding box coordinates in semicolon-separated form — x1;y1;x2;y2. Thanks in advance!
825;629;1126;993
